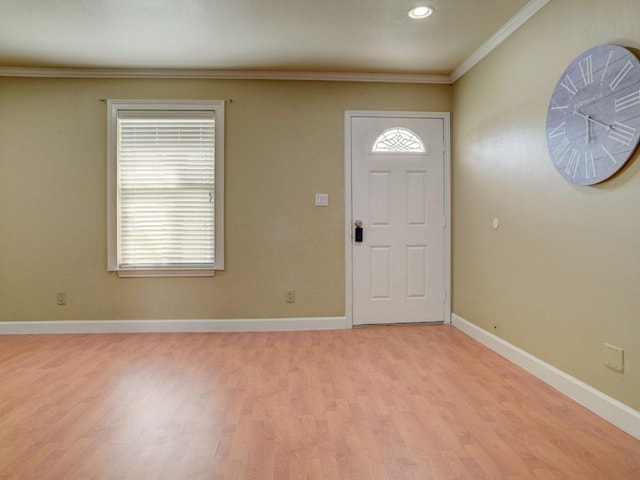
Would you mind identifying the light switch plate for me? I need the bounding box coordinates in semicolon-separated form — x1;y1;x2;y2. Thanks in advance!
315;193;329;206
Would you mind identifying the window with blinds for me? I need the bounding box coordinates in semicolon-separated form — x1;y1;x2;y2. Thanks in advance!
107;101;225;277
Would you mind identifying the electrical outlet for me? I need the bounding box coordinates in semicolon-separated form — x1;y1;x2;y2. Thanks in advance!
604;343;624;372
56;292;67;306
285;289;296;303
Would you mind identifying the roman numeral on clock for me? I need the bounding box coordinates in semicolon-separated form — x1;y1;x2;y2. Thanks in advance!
564;148;580;177
601;50;614;83
584;150;596;179
615;89;640;112
601;144;617;170
550;101;568;113
610;60;634;91
609;121;636;145
552;137;571;165
579;55;593;85
560;75;578;96
548;121;565;138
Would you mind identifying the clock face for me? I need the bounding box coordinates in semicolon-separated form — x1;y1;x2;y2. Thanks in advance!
546;44;640;185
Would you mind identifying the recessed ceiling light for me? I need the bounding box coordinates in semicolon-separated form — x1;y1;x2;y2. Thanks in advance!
408;5;434;19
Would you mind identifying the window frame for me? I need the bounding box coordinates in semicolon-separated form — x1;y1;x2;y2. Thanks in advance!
107;99;225;277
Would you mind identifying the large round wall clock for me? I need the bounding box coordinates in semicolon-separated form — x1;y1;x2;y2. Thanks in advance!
546;44;640;185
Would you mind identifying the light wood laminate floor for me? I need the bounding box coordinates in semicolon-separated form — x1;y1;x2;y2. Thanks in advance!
0;325;639;479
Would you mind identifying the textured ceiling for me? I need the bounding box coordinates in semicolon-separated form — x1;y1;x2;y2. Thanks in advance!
0;0;533;76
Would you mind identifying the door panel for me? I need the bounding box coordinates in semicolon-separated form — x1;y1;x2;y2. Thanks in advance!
407;246;427;298
406;172;427;225
351;115;445;325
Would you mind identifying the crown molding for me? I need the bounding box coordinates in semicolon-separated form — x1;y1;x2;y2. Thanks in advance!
0;66;450;84
449;0;551;83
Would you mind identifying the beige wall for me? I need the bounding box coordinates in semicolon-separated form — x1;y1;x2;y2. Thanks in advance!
0;78;450;321
452;0;640;410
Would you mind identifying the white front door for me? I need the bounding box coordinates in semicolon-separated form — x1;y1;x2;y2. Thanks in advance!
348;113;449;326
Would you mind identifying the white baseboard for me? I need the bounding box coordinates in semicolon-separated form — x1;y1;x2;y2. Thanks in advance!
0;316;348;335
451;313;640;440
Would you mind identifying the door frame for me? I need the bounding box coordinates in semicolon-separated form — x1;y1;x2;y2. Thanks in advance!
344;110;452;328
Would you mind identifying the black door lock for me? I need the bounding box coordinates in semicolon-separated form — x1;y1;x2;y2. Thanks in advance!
354;220;363;243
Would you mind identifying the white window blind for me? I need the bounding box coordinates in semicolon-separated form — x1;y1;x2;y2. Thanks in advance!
107;100;224;276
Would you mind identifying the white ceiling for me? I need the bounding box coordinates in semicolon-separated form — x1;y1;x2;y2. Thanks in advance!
0;0;545;81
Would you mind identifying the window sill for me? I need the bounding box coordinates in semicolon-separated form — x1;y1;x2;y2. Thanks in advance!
115;269;216;278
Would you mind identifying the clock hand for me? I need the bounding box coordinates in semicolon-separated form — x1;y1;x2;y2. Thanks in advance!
582;115;589;144
573;111;590;144
587;116;612;131
574;111;612;131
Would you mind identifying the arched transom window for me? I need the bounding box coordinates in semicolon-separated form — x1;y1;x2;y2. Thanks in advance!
371;127;426;153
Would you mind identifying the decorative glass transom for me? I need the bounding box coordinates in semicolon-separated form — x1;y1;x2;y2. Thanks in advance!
372;128;426;153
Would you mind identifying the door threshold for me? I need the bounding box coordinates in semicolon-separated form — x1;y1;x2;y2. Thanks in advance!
353;321;444;329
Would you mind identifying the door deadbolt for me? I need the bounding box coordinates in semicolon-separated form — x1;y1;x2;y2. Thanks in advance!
354;220;363;243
